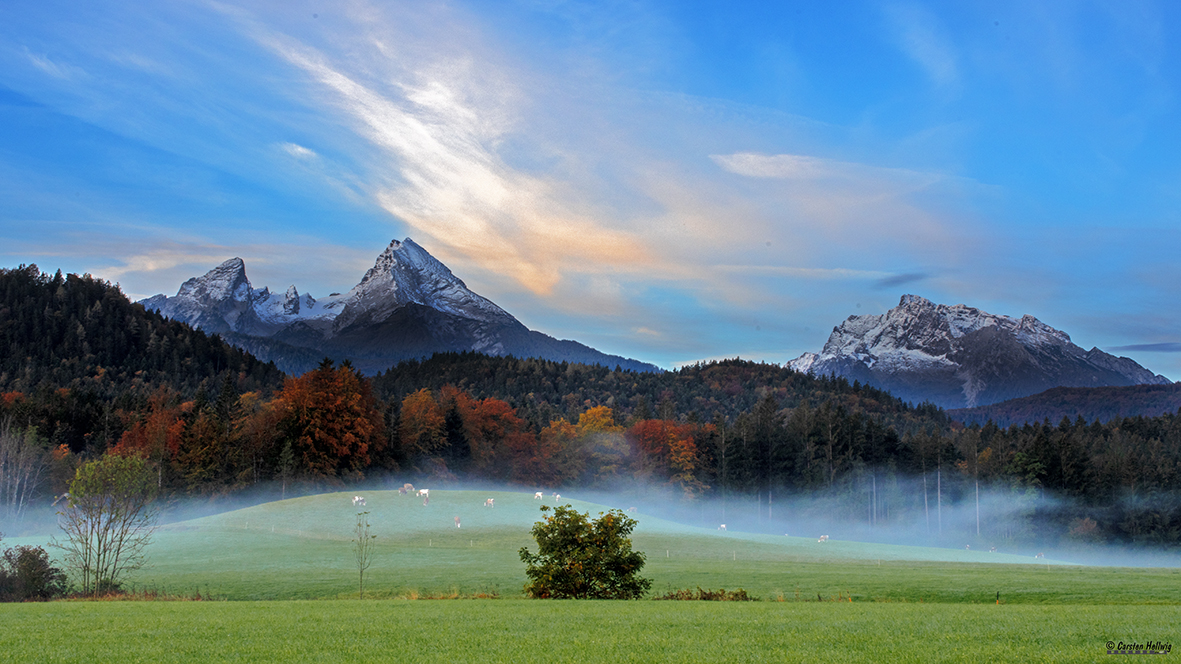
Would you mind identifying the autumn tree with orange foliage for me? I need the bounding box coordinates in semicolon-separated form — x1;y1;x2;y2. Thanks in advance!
276;360;385;478
537;418;582;485
398;388;445;459
628;419;711;499
401;386;543;482
109;386;188;489
577;406;629;486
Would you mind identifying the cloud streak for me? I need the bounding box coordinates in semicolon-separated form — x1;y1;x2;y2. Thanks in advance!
883;3;959;87
1108;343;1181;354
255;26;655;296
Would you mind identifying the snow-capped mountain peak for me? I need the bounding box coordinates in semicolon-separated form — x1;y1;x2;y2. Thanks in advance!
332;238;513;331
141;237;519;343
789;294;1170;408
139;237;659;375
175;257;252;304
282;285;300;315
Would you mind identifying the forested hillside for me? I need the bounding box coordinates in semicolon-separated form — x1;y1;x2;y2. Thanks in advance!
371;352;948;433
0;265;284;452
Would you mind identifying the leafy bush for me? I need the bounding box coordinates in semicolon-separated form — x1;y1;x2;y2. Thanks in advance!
519;505;651;599
654;587;755;601
0;541;68;601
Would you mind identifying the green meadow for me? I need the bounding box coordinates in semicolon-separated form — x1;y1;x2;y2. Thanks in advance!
2;601;1176;663
98;489;1179;604
3;489;1178;662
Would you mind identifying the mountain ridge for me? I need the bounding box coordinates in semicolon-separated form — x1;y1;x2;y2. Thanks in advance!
141;239;660;375
788;295;1170;409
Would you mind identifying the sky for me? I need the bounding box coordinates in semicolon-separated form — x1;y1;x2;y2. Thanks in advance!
1;0;1179;379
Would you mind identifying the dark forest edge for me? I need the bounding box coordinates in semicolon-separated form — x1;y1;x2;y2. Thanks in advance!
2;265;1179;550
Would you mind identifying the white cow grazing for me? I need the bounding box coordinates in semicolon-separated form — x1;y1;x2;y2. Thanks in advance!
352;496;366;507
718;524;726;531
534;492;543;500
455;516;461;528
818;535;829;542
417;489;430;497
484;498;494;508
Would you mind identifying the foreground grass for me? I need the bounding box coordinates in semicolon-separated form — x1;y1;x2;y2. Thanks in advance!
2;600;1175;663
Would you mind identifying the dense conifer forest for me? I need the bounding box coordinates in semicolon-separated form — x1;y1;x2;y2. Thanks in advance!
1;266;1179;548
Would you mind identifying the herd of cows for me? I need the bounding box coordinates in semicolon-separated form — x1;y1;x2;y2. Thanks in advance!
340;490;1047;558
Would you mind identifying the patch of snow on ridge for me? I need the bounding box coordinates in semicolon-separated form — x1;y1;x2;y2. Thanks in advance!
788;352;818;374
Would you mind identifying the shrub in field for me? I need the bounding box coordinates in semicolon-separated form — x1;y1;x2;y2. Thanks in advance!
52;455;160;598
0;539;68;601
519;505;651;599
654;587;755;601
353;511;376;599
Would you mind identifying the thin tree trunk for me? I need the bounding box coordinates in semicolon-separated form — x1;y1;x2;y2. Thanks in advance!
923;471;930;533
937;466;942;535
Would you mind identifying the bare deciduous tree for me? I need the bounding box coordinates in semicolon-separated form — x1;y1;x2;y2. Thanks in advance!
353;510;376;599
0;420;49;527
53;455;159;597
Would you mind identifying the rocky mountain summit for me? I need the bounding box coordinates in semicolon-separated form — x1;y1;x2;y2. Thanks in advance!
788;294;1170;409
142;238;659;375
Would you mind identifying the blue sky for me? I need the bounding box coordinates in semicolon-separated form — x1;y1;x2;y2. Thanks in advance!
2;0;1179;378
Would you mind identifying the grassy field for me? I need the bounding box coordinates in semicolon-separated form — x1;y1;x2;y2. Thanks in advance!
11;489;1178;603
1;600;1175;663
4;490;1178;662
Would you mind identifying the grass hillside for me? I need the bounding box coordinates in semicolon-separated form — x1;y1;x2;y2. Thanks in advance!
54;489;1170;603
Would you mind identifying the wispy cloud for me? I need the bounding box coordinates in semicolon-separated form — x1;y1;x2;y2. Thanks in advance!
875;272;928;289
712;152;943;187
1108;342;1181;353
255;30;654;296
882;3;959;87
714;264;892;281
280;142;317;160
22;47;85;80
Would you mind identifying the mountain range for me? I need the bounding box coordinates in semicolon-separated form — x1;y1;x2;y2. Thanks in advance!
141;238;660;375
789;294;1171;409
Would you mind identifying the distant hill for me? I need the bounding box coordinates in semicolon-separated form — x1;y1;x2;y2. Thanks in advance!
372;352;947;431
949;383;1181;427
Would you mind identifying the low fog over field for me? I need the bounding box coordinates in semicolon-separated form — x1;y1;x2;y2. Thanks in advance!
7;473;1178;569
